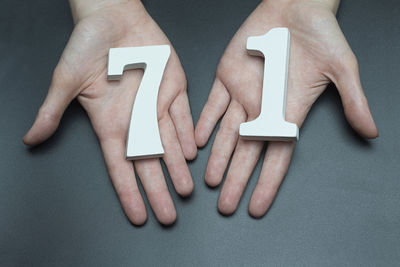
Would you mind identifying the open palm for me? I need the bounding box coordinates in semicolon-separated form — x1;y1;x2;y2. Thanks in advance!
24;1;197;225
195;0;378;217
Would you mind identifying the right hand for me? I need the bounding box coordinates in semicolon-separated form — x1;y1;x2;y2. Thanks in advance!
24;0;197;225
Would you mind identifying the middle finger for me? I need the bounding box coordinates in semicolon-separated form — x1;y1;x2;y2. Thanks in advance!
134;158;177;225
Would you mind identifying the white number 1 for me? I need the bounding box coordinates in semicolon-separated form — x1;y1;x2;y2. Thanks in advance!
239;28;299;141
107;45;170;160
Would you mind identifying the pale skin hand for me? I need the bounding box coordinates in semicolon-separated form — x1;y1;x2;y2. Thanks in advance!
195;0;378;217
23;0;197;225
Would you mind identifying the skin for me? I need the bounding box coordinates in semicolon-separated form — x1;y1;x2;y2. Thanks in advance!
195;0;378;217
23;0;197;225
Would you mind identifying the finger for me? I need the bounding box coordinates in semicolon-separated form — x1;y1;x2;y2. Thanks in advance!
332;53;378;139
195;78;230;147
134;159;177;225
218;139;264;215
169;92;197;160
205;101;246;187
248;141;295;218
23;64;78;146
100;138;147;225
159;115;194;197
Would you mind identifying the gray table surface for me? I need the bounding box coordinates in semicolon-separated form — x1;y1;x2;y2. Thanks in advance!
1;0;399;266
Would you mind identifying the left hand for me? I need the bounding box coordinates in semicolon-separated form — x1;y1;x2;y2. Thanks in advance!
195;0;378;217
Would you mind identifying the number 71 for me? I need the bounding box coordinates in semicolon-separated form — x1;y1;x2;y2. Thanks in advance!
107;27;298;160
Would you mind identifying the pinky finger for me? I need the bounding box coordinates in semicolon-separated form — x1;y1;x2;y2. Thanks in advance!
248;141;295;218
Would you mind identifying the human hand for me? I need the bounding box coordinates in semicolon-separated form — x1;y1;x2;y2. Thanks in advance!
23;0;197;225
195;0;378;217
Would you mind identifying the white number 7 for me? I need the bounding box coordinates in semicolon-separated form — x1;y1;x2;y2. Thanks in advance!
107;45;170;160
240;28;299;141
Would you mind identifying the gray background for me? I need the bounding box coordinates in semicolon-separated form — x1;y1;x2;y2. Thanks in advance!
1;0;399;266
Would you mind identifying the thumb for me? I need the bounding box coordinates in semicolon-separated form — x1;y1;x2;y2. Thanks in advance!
23;65;77;146
333;53;378;139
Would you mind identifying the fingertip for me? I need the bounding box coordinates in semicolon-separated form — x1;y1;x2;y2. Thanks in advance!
217;187;241;216
146;188;177;225
22;114;60;146
120;192;148;226
183;143;198;161
205;162;223;188
22;131;34;146
217;196;237;216
205;177;221;188
344;99;379;139
194;126;209;148
176;177;194;197
363;109;379;139
157;206;177;226
248;207;265;219
23;129;41;146
248;191;273;219
124;206;147;226
373;128;379;139
128;211;148;226
361;124;378;139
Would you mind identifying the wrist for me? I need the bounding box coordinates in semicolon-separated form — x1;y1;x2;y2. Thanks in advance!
69;0;140;24
313;0;340;14
263;0;340;14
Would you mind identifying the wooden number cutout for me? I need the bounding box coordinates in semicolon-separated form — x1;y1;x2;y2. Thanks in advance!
107;45;170;160
239;28;299;141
